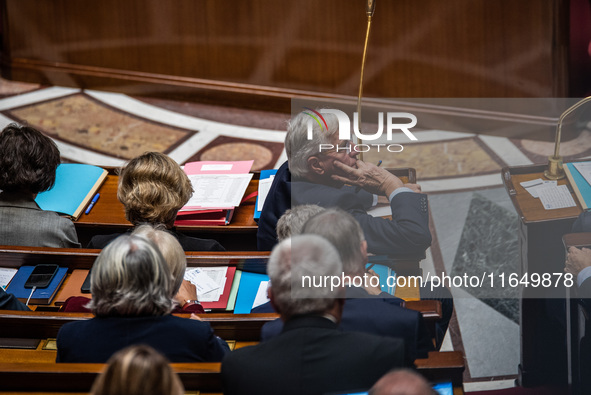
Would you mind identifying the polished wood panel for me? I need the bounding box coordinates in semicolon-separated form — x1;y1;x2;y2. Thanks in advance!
0;245;269;270
415;351;465;387
1;0;569;110
502;164;579;387
502;164;582;223
0;352;464;393
0;310;277;341
0;362;223;393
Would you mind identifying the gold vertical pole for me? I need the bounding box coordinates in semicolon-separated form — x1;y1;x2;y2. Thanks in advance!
356;0;376;162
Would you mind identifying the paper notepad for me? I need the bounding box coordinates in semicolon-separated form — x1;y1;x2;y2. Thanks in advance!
538;185;576;210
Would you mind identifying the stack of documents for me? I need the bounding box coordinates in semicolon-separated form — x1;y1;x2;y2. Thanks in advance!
176;161;254;226
184;266;237;310
520;178;576;210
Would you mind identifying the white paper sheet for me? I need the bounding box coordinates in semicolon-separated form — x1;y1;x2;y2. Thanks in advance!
520;178;544;189
257;176;275;212
185;173;253;208
252;281;270;309
201;164;233;171
185;268;221;294
538;185;577;210
573;162;591;186
0;268;17;289
184;267;228;302
520;178;557;198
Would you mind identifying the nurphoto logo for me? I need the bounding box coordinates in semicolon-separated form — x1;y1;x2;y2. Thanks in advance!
302;108;418;153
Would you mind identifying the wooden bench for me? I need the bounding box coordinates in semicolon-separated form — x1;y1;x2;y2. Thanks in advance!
0;351;465;393
0;245;439;319
0;362;223;393
0;352;465;393
0;310;277;343
0;246;460;392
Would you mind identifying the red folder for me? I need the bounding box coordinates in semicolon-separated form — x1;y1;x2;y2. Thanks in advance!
175;209;234;226
200;266;237;310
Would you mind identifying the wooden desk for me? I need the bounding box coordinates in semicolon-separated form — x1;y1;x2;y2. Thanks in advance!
73;169;414;251
502;164;582;387
74;175;259;250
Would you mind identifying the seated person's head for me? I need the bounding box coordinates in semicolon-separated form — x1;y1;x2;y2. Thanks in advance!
268;235;343;320
131;224;186;298
286;110;357;185
301;209;367;276
276;204;325;241
88;234;174;317
0;123;60;195
90;344;184;395
118;152;193;227
369;368;435;395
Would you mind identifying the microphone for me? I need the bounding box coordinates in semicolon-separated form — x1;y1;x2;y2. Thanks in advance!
366;0;376;17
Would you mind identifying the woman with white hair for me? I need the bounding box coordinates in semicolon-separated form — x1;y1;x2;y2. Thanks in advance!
56;234;229;363
60;225;204;314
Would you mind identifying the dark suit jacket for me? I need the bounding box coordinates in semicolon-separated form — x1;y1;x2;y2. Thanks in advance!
0;288;29;311
259;286;433;360
222;315;408;395
0;192;80;248
87;227;225;251
257;161;431;255
56;315;229;363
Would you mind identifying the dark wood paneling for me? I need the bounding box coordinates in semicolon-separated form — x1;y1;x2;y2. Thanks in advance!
0;0;569;108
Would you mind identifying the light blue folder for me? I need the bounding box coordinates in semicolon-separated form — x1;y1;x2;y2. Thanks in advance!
233;272;269;314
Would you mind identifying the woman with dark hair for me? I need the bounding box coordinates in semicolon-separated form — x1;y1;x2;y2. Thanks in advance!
56;234;229;363
0;123;80;247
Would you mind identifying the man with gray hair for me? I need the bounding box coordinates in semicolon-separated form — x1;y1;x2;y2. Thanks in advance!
257;110;431;257
222;235;409;395
261;209;436;361
275;204;325;241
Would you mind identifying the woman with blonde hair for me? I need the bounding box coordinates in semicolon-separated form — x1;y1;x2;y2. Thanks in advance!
88;152;224;251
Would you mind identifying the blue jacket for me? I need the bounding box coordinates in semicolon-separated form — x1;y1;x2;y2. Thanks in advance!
56;314;229;363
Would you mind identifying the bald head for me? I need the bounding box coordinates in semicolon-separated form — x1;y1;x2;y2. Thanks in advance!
369;369;434;395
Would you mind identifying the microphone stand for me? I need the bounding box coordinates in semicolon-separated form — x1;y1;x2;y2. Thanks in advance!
544;96;591;180
356;0;376;162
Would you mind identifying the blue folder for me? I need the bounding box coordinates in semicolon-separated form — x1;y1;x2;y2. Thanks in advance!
233;272;269;314
366;262;396;295
6;266;68;304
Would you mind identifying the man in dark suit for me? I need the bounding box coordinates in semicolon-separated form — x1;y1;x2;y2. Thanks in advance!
257;110;431;256
222;235;409;395
260;209;435;361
